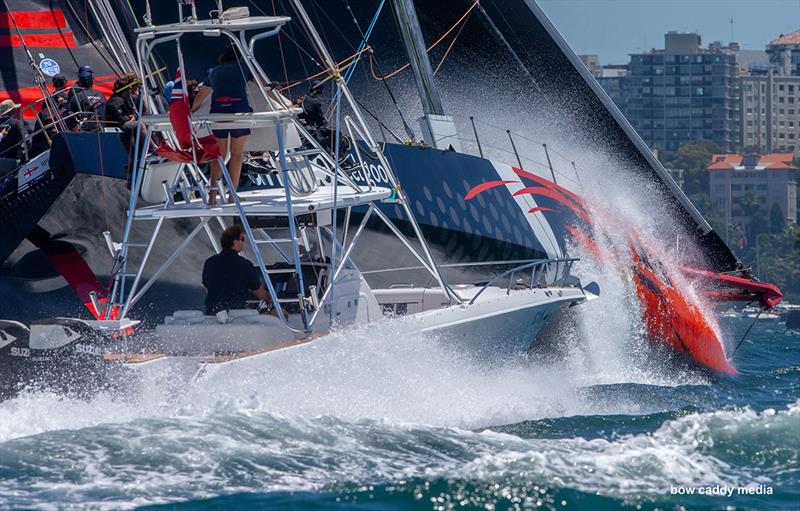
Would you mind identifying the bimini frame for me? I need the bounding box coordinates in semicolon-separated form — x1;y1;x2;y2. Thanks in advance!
105;0;461;336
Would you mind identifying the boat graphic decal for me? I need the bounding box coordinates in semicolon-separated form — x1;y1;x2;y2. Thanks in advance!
463;180;515;200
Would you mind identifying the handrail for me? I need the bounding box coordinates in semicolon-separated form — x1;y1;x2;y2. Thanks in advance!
361;258;553;275
459;115;583;187
468;257;578;305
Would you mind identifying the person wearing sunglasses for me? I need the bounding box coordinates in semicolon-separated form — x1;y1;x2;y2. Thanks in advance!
202;225;271;315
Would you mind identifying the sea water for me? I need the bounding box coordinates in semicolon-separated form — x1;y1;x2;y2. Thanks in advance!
0;316;797;510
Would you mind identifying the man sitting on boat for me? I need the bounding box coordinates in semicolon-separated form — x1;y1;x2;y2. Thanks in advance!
105;73;145;154
68;65;107;132
203;225;272;315
0;99;28;164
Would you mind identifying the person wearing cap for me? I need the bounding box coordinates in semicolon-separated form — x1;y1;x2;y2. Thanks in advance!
299;79;327;129
30;74;71;155
191;45;253;205
0;99;28;162
104;73;144;154
68;65;107;132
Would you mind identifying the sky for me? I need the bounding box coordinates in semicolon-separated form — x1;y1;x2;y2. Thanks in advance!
537;0;800;65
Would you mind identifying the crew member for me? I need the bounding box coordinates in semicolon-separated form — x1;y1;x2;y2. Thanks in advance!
105;73;143;152
202;225;271;315
298;79;353;166
30;74;71;156
0;99;28;162
192;45;252;205
299;80;327;129
68;65;107;131
51;73;69;104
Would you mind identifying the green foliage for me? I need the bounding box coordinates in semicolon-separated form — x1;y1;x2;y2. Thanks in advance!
748;210;768;246
661;139;722;196
737;226;800;302
770;203;787;234
689;192;799;301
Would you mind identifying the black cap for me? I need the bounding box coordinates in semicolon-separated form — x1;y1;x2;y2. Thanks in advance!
52;73;67;89
77;65;93;85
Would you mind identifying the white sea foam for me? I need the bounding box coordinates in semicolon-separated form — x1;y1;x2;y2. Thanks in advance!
1;397;795;510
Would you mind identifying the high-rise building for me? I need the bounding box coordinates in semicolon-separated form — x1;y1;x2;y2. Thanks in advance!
626;32;740;152
767;29;800;76
740;70;800;155
708;153;798;226
579;55;631;115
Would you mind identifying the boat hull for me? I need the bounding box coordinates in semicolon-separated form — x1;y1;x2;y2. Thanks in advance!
100;285;586;392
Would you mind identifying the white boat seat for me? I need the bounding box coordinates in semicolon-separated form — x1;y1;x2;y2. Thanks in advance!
162;309;283;327
141;160;182;203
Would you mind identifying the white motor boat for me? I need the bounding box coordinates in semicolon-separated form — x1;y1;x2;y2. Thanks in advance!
741;306;780;320
23;1;591;389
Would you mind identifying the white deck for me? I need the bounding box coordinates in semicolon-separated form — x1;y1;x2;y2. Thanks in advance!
133;186;391;219
135;16;291;36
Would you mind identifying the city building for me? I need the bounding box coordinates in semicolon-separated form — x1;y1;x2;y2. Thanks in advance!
596;65;630;113
740;70;800;155
580;54;632;116
578;54;601;76
708;153;798;227
735;49;770;74
767;29;800;76
626;32;741;152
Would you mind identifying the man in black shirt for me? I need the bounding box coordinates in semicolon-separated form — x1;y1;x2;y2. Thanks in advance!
68;65;106;132
202;225;271;315
299;80;327;129
105;73;143;154
31;74;70;155
0;99;28;162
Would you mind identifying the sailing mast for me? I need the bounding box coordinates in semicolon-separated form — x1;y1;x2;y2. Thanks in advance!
391;0;461;151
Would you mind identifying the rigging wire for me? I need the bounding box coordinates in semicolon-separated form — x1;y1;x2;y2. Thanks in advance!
271;0;292;99
433;7;471;76
309;1;337;65
248;0;326;73
342;0;384;84
310;0;359;53
733;308;763;356
64;0;125;75
49;0;80;69
375;0;480;81
342;0;415;141
2;2;63;136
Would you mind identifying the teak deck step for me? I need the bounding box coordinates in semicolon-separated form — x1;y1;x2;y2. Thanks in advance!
200;337;315;364
102;353;166;364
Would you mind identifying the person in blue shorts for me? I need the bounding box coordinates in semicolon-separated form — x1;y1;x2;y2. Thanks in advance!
192;45;252;205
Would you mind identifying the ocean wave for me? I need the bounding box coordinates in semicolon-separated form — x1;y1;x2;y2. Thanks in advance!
0;319;710;443
1;400;796;510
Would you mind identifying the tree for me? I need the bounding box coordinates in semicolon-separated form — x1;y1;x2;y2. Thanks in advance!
661;139;722;196
769;203;787;234
748;210;768;246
